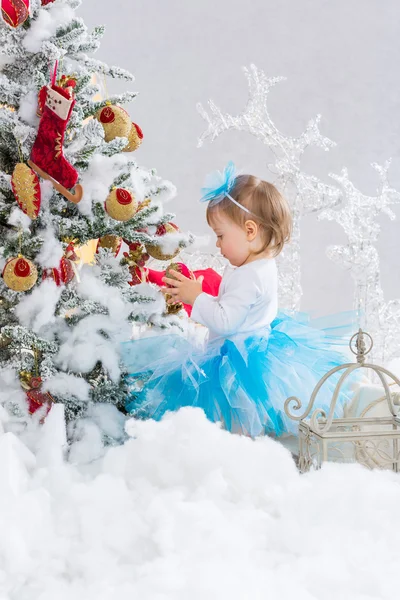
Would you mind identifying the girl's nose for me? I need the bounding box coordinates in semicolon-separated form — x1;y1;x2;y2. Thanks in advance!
216;240;220;248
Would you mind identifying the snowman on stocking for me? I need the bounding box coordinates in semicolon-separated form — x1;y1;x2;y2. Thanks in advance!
28;64;83;204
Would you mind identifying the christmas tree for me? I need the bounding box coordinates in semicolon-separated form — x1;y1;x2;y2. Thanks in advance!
0;0;192;437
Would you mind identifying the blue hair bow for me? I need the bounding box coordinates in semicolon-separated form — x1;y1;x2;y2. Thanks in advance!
200;160;238;203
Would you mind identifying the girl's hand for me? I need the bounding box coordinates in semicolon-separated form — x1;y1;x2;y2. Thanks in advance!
161;269;204;306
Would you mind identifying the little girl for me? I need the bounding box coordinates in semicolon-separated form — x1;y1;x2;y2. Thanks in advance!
122;162;355;438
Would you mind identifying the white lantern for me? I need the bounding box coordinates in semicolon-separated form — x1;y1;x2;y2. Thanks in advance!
285;329;400;473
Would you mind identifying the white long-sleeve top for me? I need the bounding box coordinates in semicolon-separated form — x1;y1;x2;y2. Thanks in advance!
191;257;278;340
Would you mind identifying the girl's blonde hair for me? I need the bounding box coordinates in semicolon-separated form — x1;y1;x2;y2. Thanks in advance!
206;175;292;257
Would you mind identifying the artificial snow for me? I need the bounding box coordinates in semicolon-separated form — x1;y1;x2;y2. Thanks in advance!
15;279;62;333
35;228;64;269
42;371;91;402
0;406;399;599
18;89;40;128
78;153;130;217
22;2;76;53
7;206;32;231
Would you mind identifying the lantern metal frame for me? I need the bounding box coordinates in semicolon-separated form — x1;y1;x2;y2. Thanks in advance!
285;329;400;473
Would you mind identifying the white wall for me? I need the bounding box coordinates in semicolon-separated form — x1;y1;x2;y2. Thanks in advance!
78;0;400;315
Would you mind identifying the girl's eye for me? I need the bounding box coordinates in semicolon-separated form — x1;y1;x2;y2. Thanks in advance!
217;235;223;239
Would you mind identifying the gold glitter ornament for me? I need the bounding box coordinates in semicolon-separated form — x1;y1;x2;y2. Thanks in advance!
164;262;193;314
11;163;41;219
137;198;152;212
166;301;183;315
97;235;122;256
0;332;11;348
61;236;79;246
165;262;193;281
95;104;131;143
0;296;11;310
146;222;180;261
123;122;144;152
105;188;138;222
2;256;38;292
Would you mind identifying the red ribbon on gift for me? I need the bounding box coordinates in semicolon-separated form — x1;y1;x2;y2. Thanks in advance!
1;0;29;28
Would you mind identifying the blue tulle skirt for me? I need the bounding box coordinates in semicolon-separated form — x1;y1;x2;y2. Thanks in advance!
121;311;359;438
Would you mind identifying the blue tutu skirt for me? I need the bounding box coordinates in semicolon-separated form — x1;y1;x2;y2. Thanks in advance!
121;311;359;438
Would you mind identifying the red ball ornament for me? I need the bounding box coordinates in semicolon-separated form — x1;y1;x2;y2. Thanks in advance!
1;0;29;28
41;0;55;5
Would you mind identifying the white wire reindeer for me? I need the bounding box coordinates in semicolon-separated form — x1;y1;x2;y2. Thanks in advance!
319;162;400;364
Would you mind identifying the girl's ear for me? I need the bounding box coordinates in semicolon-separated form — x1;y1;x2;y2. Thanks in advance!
245;219;258;241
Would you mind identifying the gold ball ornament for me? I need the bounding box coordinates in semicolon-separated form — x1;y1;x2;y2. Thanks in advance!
164;262;193;314
146;222;180;261
0;296;11;310
0;332;11;348
105;188;138;222
166;301;183;315
97;235;122;256
123;122;144;152
95;104;131;143
2;256;38;292
165;262;193;281
11;163;41;220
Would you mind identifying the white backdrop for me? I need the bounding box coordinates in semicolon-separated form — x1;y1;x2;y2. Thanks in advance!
77;0;400;315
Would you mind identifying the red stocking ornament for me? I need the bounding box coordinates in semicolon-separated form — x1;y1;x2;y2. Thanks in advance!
28;83;83;204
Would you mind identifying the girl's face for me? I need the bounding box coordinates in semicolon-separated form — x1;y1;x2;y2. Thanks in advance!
210;212;251;267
